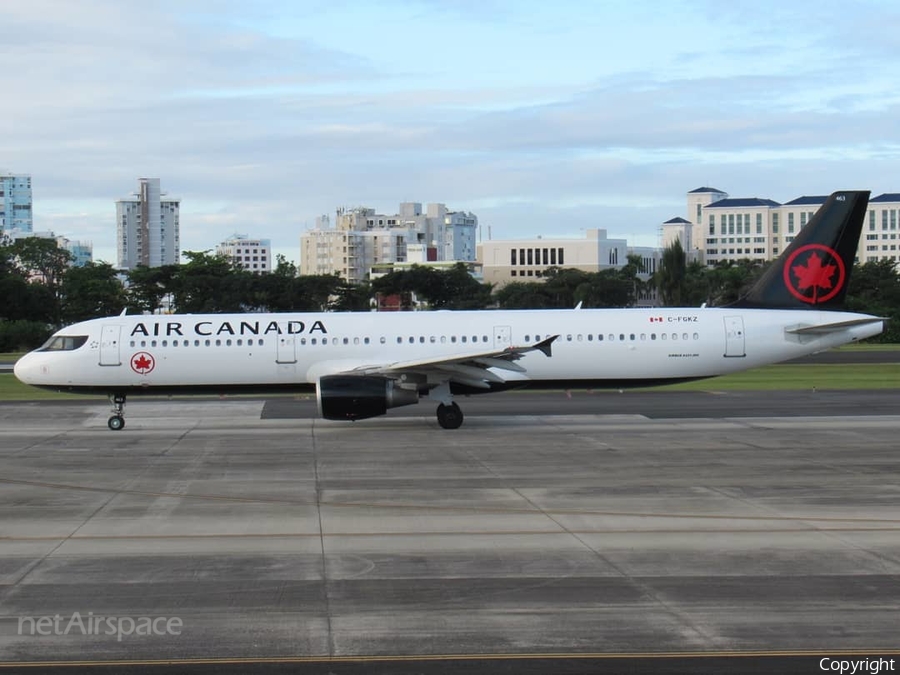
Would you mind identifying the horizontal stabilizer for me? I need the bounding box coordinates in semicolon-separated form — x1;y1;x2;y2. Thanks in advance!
785;317;886;335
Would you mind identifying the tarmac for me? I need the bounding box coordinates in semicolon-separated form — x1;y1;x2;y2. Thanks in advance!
1;392;900;673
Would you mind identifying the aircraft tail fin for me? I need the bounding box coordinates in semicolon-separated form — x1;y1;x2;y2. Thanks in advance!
731;190;869;310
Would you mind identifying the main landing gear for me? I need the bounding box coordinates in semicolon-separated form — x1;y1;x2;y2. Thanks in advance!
108;393;126;431
436;402;464;430
431;382;464;429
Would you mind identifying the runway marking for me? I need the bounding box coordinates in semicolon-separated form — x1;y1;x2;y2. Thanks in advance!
2;648;900;669
3;526;900;542
1;476;899;524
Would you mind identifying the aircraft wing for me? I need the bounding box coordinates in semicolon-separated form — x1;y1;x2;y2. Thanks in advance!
345;335;559;389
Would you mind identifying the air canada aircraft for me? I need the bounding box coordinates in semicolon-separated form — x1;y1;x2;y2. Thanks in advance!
14;191;884;430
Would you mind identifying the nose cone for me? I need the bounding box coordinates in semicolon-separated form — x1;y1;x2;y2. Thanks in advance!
13;353;37;385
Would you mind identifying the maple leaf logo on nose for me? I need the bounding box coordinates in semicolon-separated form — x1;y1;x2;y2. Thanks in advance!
792;252;837;292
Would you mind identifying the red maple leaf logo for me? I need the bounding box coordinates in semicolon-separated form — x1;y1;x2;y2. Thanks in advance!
782;244;846;305
131;352;155;374
791;252;837;294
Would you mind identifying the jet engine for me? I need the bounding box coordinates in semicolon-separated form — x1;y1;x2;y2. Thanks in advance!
317;375;419;421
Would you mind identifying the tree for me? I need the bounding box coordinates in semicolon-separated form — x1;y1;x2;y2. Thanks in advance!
126;264;177;314
8;237;71;322
61;262;126;323
655;239;687;306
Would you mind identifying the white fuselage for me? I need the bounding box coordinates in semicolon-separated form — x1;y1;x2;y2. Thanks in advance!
13;307;883;394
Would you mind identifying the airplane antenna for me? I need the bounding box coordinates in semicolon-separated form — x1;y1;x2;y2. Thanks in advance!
120;308;127;316
574;301;583;310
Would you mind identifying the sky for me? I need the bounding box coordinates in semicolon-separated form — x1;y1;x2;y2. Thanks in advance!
3;0;900;265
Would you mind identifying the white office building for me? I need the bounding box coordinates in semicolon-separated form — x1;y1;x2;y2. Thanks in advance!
0;173;33;234
216;234;272;273
662;187;900;266
116;178;180;270
478;229;629;287
300;202;478;282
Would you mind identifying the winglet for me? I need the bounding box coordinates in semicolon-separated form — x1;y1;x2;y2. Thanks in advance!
533;334;558;357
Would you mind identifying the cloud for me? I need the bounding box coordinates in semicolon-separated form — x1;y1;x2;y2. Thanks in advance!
2;0;899;266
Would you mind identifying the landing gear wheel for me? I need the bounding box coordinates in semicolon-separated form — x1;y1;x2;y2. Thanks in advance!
436;402;464;430
108;393;126;431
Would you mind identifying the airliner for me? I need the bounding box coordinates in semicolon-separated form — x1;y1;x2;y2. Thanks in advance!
14;191;884;430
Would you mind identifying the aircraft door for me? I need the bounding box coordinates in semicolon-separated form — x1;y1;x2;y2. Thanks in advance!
723;316;746;358
99;325;122;366
276;335;297;364
493;325;511;349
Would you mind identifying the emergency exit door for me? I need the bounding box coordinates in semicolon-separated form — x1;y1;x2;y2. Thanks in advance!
99;325;121;366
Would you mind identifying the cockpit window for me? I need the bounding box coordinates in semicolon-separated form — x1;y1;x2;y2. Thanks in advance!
38;335;89;352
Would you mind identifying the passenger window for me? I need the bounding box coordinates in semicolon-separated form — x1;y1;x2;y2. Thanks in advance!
693;333;699;340
205;339;211;346
408;337;414;344
629;334;635;341
194;340;200;346
162;340;168;347
682;333;688;341
451;336;457;343
151;340;157;347
567;335;573;342
226;339;232;346
587;334;593;341
608;334;614;342
577;334;583;341
651;333;656;340
462;336;467;343
397;337;402;344
640;334;646;341
141;340;147;347
311;338;317;345
430;336;436;343
343;337;349;345
598;334;603;341
619;334;625;341
215;339;221;346
237;339;243;346
130;340;135;347
419;336;425;343
354;338;360;345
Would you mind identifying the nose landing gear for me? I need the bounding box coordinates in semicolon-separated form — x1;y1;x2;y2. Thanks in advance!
108;393;126;431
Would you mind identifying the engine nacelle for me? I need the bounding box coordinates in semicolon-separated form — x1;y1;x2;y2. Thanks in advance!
317;375;420;421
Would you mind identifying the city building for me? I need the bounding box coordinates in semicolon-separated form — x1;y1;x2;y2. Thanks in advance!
662;187;900;266
216;234;272;273
116;178;180;270
300;202;477;282
0;173;33;233
478;229;629;287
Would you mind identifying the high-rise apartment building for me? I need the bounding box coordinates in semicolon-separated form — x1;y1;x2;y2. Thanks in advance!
116;178;180;270
216;234;272;273
0;173;33;234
